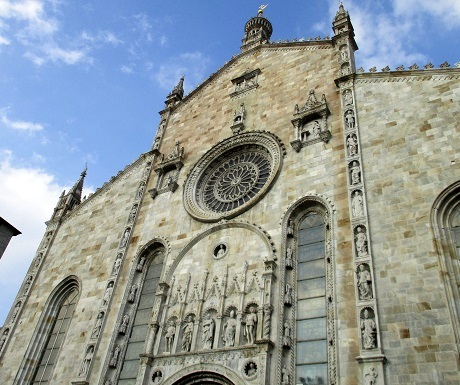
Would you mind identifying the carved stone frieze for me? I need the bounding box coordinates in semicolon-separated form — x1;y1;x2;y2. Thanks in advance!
230;68;261;98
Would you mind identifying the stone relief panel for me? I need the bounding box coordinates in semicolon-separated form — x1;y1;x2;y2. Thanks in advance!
230;68;261;98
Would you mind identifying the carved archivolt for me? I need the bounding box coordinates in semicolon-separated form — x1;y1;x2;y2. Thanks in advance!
183;131;284;222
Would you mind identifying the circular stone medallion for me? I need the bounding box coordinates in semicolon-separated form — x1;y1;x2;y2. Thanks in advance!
183;131;283;222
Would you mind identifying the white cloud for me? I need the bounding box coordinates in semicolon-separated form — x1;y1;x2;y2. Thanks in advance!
154;51;211;93
0;34;10;44
0;107;44;132
393;0;460;29
0;150;66;325
121;64;133;74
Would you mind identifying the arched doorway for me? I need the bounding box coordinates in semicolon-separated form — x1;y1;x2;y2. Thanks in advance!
172;371;235;385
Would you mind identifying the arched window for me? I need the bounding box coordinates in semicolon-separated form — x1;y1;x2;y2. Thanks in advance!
432;181;460;349
14;277;80;384
118;247;165;384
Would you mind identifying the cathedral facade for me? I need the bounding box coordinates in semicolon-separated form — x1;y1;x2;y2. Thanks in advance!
1;5;460;385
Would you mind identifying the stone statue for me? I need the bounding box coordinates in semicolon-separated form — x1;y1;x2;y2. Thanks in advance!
109;345;121;367
347;134;358;156
355;227;368;257
233;103;245;124
34;253;43;268
312;120;321;137
350;161;361;185
201;314;215;349
42;232;52;248
364;367;378;385
357;264;373;300
120;228;131;248
284;283;293;305
112;254;122;276
352;191;364;218
128;284;138;303
343;89;353;105
91;311;104;339
286;246;293;268
181;316;194;352
244;307;258;345
287;220;294;236
11;302;21;322
136;256;146;272
361;309;377;349
216;244;227;258
23;275;33;294
246;362;257;376
281;365;290;385
79;345;94;377
258;4;268;16
340;45;349;61
0;329;9;352
222;310;237;347
137;183;145;199
102;282;114;306
345;110;355;129
152;371;163;384
283;321;291;347
128;204;138;223
165;321;176;352
119;313;130;334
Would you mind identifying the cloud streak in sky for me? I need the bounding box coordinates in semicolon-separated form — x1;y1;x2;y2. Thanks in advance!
0;107;44;132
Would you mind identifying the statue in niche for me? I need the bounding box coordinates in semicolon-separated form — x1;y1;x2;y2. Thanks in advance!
340;45;349;61
215;244;227;258
120;228;131;248
23;275;33;294
244;307;258;345
281;365;290;385
42;232;52;248
355;226;368;257
152;136;161;150
343;89;353;106
202;314;215;349
79;345;94;377
312;120;321;137
152;371;163;384
11;302;21;322
102;282;114;306
345;110;355;129
128;284;138;303
286;246;293;268
284;283;293;305
350;161;361;185
283;321;291;347
246;362;257;376
91;311;104;339
361;309;377;349
347;134;358;156
109;345;121;367
0;329;9;351
222;310;238;347
181;316;194;352
287;220;294;236
137;182;145;199
128;204;138;223
165;321;176;352
112;254;122;276
119;313;130;334
364;367;378;385
357;264;373;300
34;253;43;268
233;103;245;124
352;191;364;218
136;256;146;272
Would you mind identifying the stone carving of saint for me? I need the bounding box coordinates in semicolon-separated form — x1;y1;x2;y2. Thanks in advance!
361;309;377;349
286;246;293;268
128;205;138;223
340;46;349;61
42;232;52;248
152;371;163;384
342;64;351;76
109;345;121;368
120;228;131;248
345;110;355;129
312;120;321;137
222;310;238;347
79;345;94;377
23;275;33;295
165;321;176;352
119;313;130;334
112;254;122;276
244;307;258;345
215;244;227;258
102;282;114;306
355;227;368;257
347;134;358;156
281;365;290;385
0;329;9;352
128;284;138;303
11;302;21;322
35;253;43;268
91;312;104;339
137;183;145;199
201;314;215;349
142;166;151;179
284;283;293;306
357;264;373;300
247;362;257;376
233;103;245;124
283;321;291;347
287;220;294;236
181;316;194;352
352;191;364;218
343;89;353;105
350;161;361;185
364;367;378;385
136;256;146;272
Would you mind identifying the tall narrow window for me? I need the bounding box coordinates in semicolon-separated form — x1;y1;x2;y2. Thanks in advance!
296;212;327;384
452;208;460;258
119;249;164;385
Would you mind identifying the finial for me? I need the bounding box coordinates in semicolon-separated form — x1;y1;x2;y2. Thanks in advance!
258;4;268;17
81;163;88;177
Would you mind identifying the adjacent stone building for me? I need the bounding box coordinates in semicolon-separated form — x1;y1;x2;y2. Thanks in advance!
0;217;21;259
1;5;459;385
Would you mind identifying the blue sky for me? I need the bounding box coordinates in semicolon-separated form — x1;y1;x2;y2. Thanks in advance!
0;0;459;325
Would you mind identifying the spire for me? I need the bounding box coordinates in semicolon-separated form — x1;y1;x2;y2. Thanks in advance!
50;166;87;222
165;76;185;108
241;6;273;52
333;1;353;35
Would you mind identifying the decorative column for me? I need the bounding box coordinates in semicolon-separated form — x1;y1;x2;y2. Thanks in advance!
333;3;386;384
